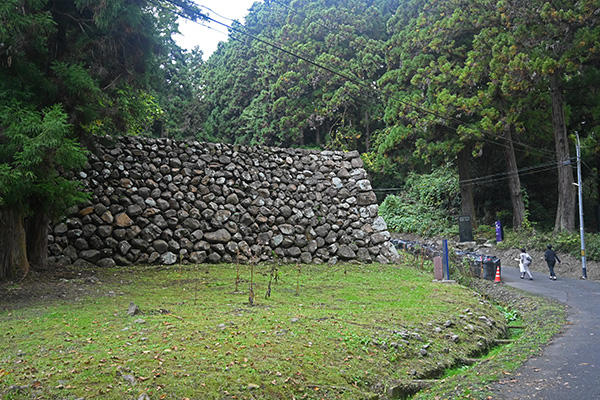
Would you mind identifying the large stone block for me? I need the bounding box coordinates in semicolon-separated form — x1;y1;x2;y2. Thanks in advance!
204;229;232;244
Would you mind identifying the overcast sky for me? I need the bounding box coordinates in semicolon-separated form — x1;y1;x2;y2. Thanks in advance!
174;0;261;58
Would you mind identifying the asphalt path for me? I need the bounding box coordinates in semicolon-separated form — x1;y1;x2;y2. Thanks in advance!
490;265;600;399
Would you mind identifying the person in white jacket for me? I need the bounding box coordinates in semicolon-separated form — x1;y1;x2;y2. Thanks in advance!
519;248;533;280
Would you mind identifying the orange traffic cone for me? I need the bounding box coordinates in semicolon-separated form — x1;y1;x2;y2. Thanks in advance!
494;265;502;283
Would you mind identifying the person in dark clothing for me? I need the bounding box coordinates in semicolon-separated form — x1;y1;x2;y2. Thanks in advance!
544;244;561;280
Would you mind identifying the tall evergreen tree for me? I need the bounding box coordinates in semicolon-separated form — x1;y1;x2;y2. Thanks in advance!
379;0;500;225
200;0;397;149
0;0;205;279
377;0;600;230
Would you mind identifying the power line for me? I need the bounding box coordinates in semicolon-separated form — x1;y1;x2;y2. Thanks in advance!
162;0;569;178
263;0;558;162
162;0;475;125
197;4;236;22
459;161;564;186
373;160;568;192
582;159;596;174
475;131;556;160
159;0;209;22
194;20;237;44
372;164;566;193
462;164;565;187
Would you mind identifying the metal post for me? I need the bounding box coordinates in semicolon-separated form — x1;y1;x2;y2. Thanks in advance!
443;239;450;280
576;134;587;279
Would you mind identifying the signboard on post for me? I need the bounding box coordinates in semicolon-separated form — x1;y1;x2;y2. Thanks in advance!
495;220;503;242
433;257;443;281
458;215;473;242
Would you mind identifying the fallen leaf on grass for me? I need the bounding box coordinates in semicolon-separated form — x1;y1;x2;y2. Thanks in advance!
55;384;76;389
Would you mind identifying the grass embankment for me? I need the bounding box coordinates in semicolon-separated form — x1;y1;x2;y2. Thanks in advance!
1;263;509;400
413;280;566;400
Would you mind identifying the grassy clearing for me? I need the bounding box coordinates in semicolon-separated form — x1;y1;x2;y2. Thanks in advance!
0;262;508;400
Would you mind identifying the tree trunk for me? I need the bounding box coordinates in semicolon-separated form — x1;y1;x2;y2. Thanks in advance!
457;146;477;228
364;110;370;152
315;126;321;147
550;74;576;232
503;123;527;228
0;207;30;281
160;119;167;138
26;206;50;271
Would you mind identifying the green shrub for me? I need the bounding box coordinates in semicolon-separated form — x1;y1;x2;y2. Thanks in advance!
474;224;496;241
556;231;600;262
380;195;458;237
584;233;600;261
379;164;460;237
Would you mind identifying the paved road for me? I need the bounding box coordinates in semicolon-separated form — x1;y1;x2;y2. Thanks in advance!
490;265;600;399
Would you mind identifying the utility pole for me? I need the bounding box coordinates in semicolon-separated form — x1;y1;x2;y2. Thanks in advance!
576;134;587;279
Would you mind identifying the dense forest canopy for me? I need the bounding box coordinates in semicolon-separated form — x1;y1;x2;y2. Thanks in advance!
197;0;600;232
2;0;600;279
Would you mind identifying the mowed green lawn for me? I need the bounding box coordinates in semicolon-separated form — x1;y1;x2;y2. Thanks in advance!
0;262;507;399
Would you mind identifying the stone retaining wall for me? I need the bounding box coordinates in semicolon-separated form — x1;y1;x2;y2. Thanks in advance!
48;136;398;268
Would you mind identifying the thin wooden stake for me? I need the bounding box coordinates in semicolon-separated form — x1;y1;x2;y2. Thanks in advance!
296;264;301;296
249;262;255;306
236;249;240;292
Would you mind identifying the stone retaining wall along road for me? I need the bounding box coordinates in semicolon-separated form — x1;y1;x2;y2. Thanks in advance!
49;136;399;268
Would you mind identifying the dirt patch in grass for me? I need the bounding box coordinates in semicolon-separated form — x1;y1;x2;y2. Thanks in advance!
0;265;102;311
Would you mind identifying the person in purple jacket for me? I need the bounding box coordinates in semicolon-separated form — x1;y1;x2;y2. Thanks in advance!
544;244;561;280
